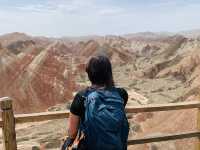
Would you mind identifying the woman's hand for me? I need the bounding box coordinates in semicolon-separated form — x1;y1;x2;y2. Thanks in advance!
61;136;74;150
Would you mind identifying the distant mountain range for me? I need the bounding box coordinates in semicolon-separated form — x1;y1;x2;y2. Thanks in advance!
1;29;200;44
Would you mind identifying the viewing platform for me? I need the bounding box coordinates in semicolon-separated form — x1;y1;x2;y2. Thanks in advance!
0;97;200;150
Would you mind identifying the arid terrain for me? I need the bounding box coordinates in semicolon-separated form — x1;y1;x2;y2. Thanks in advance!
1;31;200;149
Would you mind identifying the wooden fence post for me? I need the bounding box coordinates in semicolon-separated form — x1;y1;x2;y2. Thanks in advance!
0;97;17;150
197;101;200;150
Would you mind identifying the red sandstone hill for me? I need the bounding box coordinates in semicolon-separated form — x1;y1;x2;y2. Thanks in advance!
0;33;71;112
0;32;31;46
0;33;136;113
1;32;200;149
0;38;76;113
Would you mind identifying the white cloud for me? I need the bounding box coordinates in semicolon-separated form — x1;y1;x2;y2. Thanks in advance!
16;4;52;13
98;7;124;16
149;1;180;7
15;0;98;14
0;0;200;36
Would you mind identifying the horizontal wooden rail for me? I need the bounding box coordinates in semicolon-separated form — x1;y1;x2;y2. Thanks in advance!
0;101;199;127
128;131;200;145
0;111;69;127
126;101;200;113
15;111;70;124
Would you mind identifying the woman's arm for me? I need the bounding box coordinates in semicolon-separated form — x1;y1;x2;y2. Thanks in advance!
62;91;85;149
68;113;80;138
68;90;86;138
61;113;80;150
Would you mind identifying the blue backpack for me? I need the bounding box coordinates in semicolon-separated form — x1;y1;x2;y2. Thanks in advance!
80;88;129;150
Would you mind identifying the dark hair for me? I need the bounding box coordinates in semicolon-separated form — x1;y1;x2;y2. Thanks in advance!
86;55;114;87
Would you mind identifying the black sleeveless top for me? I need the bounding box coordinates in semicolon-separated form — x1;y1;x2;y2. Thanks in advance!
70;87;128;120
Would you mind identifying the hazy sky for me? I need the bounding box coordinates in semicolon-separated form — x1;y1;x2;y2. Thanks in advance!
0;0;200;37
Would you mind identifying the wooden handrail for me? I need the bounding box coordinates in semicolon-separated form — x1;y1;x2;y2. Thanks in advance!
15;110;70;124
126;101;200;113
128;131;200;145
0;111;70;127
1;98;200;150
0;101;199;126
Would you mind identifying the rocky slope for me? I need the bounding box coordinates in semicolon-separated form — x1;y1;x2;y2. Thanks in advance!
0;33;137;113
1;32;200;149
0;36;75;113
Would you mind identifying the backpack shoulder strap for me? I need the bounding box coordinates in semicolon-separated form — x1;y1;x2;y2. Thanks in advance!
77;87;90;99
78;87;96;101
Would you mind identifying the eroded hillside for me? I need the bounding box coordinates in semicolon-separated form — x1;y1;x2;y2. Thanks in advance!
1;32;200;149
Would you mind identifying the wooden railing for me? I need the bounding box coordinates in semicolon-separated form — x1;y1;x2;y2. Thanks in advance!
0;97;200;150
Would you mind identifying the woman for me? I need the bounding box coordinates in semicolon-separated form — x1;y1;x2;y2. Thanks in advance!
62;55;129;150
